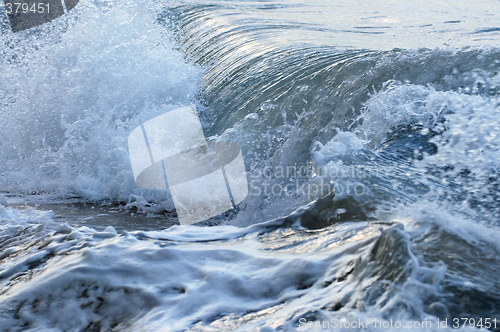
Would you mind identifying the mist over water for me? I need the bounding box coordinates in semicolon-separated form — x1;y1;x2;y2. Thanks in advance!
0;0;500;331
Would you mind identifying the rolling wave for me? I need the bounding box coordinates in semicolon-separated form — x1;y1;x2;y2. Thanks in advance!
0;0;500;331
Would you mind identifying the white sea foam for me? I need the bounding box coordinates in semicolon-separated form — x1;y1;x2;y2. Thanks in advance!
0;0;203;208
1;202;487;331
0;204;457;331
1;1;500;330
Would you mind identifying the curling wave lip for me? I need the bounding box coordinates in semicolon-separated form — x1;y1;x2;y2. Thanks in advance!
128;105;248;225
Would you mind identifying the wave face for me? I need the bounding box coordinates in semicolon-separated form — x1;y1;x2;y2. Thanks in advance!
1;0;500;331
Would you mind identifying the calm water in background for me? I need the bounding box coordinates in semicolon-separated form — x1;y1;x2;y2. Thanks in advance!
170;0;500;50
0;0;500;331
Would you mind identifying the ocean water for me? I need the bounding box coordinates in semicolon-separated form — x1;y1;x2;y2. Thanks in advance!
1;0;500;331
